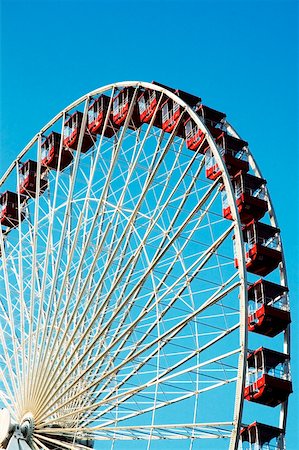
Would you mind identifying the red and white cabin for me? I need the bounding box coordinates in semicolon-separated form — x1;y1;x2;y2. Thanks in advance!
19;160;48;198
88;95;119;138
41;132;73;171
234;221;282;277
244;347;292;407
63;111;95;152
240;422;285;449
152;81;201;137
205;128;249;180
248;279;290;337
222;172;268;224
0;191;26;227
196;104;226;129
137;89;162;125
161;98;184;135
113;87;141;130
185;104;225;153
184;117;206;152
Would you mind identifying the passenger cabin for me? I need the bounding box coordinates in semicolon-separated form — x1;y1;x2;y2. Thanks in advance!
205;129;249;180
196;104;226;129
248;279;290;337
235;221;282;277
88;95;118;138
19;160;48;197
184;117;206;152
0;191;26;227
244;347;292;407
64;111;95;152
152;81;201;137
222;172;268;224
138;89;162;125
113;87;141;130
41;132;73;171
185;104;225;153
240;422;285;450
161;98;184;136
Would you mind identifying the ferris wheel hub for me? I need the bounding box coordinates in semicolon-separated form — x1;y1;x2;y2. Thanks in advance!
0;409;35;447
20;412;34;442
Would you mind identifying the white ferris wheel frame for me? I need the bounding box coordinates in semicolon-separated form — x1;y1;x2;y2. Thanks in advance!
0;81;289;450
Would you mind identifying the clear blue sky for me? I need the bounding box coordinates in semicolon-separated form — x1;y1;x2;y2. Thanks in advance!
0;0;298;448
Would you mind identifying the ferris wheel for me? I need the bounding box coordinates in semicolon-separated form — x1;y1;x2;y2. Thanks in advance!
0;81;291;450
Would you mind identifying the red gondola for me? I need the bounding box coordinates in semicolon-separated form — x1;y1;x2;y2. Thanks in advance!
248;279;290;337
222;172;268;224
205;129;249;180
0;191;26;227
235;221;282;277
152;81;201;136
113;87;141;130
160;98;184;135
19;160;48;198
240;422;284;449
41;132;73;171
64;111;95;152
196;104;226;129
152;81;201;107
244;347;292;407
88;95;119;138
184;117;206;152
137;89;162;125
185;103;225;152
